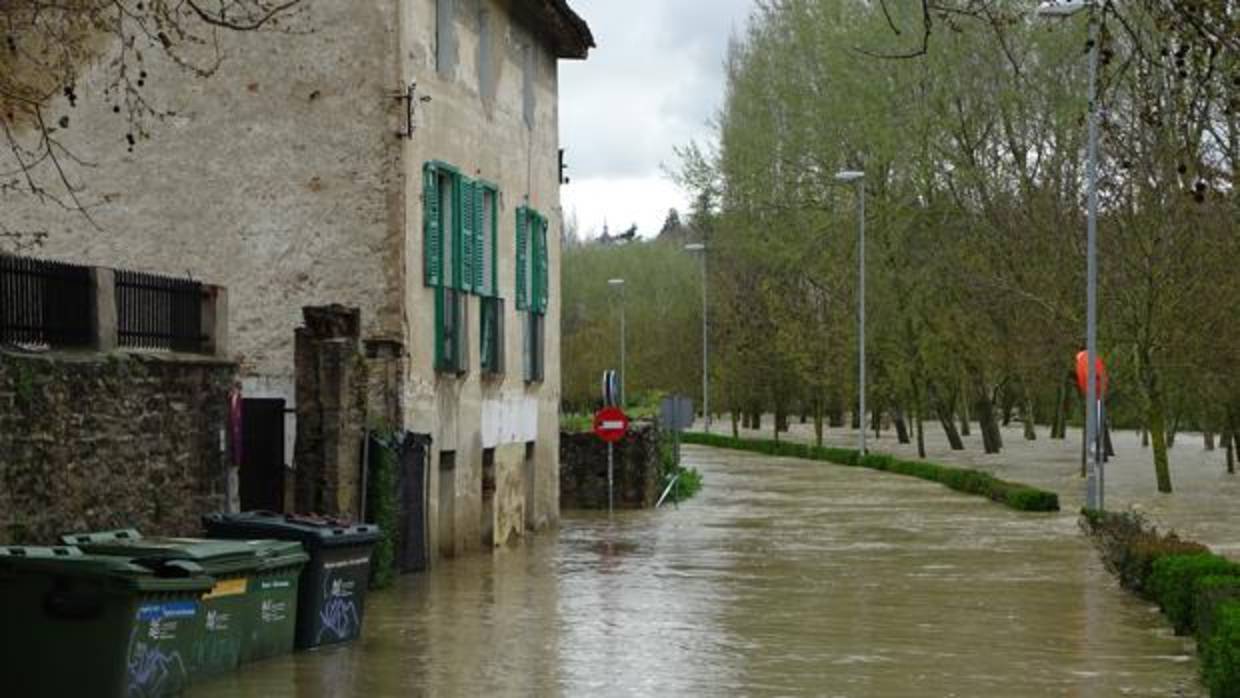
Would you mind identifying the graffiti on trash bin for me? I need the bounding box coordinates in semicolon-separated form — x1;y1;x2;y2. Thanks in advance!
317;576;360;642
126;626;188;698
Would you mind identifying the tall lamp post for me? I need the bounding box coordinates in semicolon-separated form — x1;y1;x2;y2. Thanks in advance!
685;243;710;432
835;169;866;455
1038;0;1103;510
608;278;627;407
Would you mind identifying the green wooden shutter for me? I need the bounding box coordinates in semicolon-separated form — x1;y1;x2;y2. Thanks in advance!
423;164;441;287
460;178;475;294
515;207;529;311
489;190;499;297
473;186;486;293
528;212;542;312
537;215;550;314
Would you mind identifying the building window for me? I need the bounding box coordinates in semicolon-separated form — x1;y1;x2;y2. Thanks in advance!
481;296;504;375
515;206;549;383
435;286;468;374
424;163;502;375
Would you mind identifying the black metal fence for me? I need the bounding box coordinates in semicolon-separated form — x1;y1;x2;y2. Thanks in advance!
116;270;206;352
0;254;94;348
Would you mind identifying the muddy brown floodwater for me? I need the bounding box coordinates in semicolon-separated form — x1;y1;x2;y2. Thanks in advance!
195;445;1201;697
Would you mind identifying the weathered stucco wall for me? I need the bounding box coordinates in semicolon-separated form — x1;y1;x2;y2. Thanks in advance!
4;2;405;397
0;351;235;545
560;424;662;510
402;0;567;559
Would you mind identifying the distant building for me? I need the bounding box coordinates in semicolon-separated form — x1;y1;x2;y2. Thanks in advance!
10;0;593;560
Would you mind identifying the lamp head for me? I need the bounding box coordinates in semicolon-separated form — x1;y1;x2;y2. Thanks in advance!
834;170;865;183
1036;1;1090;17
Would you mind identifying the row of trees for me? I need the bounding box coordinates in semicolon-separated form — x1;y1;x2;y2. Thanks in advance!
562;0;1237;493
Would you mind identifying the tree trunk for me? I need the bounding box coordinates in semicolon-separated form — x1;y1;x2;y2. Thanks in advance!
1103;413;1115;459
929;383;965;450
1050;382;1065;439
872;406;881;440
1166;412;1180;449
974;392;1002;454
1147;381;1174;493
894;408;911;444
731;411;740;438
1227;407;1237;475
915;405;927;459
1204;431;1215;451
851;401;861;430
813;398;824;447
800;407;808;424
1023;398;1037;441
1141;426;1150;447
828;395;845;428
959;397;971;437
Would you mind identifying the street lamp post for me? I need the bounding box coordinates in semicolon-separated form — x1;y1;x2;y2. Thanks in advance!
1037;0;1103;510
685;243;709;432
608;278;627;407
835;170;866;455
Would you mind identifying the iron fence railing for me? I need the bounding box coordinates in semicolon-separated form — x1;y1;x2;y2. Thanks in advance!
0;254;94;348
115;270;206;352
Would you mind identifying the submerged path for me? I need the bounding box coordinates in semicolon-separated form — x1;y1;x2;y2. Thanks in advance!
197;446;1200;697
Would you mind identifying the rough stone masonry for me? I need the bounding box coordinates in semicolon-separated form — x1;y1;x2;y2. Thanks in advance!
0;350;235;545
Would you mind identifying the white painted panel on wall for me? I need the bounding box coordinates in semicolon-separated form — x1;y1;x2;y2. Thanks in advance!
481;394;539;448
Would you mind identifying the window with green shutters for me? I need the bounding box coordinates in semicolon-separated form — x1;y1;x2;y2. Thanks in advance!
515;207;529;311
515;206;550;315
459;178;475;294
515;205;549;383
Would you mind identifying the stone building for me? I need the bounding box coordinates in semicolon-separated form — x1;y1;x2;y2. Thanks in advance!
9;1;593;560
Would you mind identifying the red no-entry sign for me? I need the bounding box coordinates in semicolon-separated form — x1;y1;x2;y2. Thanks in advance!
1075;351;1110;398
593;406;629;443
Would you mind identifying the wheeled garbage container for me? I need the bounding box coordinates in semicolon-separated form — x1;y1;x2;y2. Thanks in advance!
0;544;214;698
61;529;308;678
202;512;381;649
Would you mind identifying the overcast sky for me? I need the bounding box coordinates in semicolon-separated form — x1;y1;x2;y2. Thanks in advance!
559;0;755;240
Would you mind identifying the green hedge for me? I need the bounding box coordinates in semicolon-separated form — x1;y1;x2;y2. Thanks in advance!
680;432;1059;512
1149;554;1240;635
1082;510;1240;697
1204;602;1240;698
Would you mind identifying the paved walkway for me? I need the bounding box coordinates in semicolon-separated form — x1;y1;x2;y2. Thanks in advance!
706;416;1240;557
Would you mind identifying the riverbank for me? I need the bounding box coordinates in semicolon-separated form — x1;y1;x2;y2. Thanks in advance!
711;418;1240;558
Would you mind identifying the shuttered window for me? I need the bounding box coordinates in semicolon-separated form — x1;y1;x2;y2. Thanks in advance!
423;164;442;287
515;207;529;311
460;178;475;293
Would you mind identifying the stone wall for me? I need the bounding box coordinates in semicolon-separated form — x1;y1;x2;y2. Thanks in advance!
560;423;662;510
0;350;236;545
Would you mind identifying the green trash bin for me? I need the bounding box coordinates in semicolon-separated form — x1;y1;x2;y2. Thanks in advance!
202;512;381;650
61;530;308;677
0;545;214;698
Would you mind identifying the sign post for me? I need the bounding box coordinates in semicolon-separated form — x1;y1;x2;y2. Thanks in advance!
593;405;629;515
1075;350;1110;510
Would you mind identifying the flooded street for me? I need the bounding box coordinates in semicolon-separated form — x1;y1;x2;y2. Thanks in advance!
197;445;1201;697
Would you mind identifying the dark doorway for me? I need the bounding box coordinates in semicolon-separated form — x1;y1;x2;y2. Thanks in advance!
241;398;286;512
397;433;431;573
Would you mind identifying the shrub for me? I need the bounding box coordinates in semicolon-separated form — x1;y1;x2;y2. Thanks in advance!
1196;576;1240;642
365;434;399;590
1203;601;1240;698
1149;554;1240;635
1080;510;1209;596
680;432;1058;513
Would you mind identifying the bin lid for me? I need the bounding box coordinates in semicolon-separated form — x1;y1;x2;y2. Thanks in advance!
203;512;382;549
0;545;214;593
60;529;277;576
